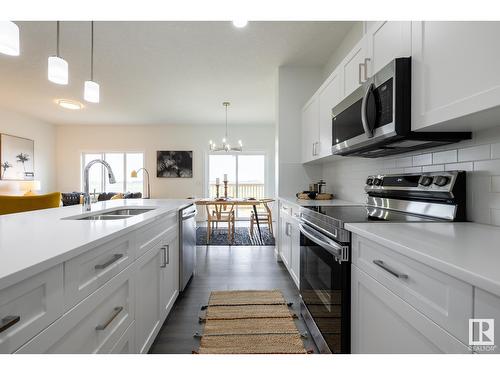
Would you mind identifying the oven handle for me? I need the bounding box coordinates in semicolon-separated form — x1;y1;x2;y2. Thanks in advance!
299;222;348;262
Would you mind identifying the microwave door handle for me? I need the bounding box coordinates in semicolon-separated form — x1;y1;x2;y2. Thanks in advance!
299;223;344;261
361;83;375;138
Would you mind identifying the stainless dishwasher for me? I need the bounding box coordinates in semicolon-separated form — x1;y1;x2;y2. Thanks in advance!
179;204;196;292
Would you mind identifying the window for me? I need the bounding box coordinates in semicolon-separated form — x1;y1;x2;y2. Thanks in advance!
207;153;266;218
81;152;144;194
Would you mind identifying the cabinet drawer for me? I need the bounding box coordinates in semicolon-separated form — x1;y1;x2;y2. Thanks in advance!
110;321;136;354
352;234;473;344
137;213;177;258
352;265;470;354
17;266;135;354
0;265;63;353
64;235;134;310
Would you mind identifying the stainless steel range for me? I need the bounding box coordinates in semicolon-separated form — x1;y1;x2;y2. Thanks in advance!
298;171;466;354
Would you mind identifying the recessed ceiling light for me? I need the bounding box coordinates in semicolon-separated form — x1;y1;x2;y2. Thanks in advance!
55;99;84;110
232;20;248;28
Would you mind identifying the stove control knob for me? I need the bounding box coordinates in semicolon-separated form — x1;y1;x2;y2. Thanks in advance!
433;175;450;187
366;178;374;186
419;176;433;187
373;178;382;186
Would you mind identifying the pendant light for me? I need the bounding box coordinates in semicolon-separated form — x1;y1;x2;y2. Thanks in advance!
0;21;20;56
209;102;243;152
84;21;100;103
48;21;68;85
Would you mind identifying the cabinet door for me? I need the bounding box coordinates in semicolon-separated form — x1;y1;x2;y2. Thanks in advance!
135;245;162;354
290;217;300;288
351;265;470;354
280;215;292;268
160;233;179;323
318;68;342;158
340;37;368;98
365;21;411;77
412;21;500;131
301;96;319;163
473;288;500;354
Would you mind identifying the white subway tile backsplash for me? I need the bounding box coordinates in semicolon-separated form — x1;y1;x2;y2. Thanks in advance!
491;176;500;193
404;166;422;173
413;153;432;166
474;159;500;175
491;209;500;226
433;149;457;164
445;162;473;172
458;144;490;162
396;156;413;168
383;159;397;169
422;164;444;172
491;143;500;159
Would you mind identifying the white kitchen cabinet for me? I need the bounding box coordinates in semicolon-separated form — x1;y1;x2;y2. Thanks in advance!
473;288;500;354
301;96;320;163
412;21;500;131
160;229;179;323
290;214;301;288
110;321;136;354
365;21;411;77
135;242;163;354
317;67;342;158
351;265;470;354
339;36;370;98
278;201;300;288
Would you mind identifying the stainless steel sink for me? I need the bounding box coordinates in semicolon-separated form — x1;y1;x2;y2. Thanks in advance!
67;207;156;221
103;208;154;216
78;214;134;220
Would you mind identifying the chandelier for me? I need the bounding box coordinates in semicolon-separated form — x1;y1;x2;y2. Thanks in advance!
209;102;243;152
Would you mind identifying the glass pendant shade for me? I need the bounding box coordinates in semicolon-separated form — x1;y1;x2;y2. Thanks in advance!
0;21;20;56
84;80;100;103
48;56;68;85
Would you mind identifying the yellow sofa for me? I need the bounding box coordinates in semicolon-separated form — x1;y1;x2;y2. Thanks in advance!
0;192;62;215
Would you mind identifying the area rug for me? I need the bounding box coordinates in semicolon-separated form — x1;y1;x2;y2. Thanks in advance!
196;226;275;246
195;290;308;354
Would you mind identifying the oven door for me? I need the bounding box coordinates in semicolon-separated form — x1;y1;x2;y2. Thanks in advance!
299;221;350;354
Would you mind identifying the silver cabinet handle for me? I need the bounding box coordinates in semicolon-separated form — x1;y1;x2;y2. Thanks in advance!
95;306;123;331
312;142;316;156
95;254;123;270
363;58;371;80
373;260;408;279
160;246;167;268
358;62;364;84
166;244;170;265
0;315;20;333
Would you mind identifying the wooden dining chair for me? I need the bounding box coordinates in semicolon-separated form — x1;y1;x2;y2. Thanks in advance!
206;203;235;242
250;199;274;235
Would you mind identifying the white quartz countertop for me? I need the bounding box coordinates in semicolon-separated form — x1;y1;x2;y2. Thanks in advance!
279;196;361;207
0;199;192;290
345;222;500;296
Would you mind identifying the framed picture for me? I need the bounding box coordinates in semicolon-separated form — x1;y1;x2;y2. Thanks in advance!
0;134;35;180
157;151;193;178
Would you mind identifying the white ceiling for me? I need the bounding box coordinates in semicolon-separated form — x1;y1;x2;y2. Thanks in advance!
0;21;354;127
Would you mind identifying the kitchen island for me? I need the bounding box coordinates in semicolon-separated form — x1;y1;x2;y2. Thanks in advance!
0;199;192;354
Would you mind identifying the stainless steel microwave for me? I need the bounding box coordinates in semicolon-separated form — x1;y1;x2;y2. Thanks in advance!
331;57;471;158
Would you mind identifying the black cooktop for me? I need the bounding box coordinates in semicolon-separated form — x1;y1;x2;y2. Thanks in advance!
304;205;437;224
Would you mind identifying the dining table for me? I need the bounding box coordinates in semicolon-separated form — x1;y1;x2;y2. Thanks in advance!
194;198;274;242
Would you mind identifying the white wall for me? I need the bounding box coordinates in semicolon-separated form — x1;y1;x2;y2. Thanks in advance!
275;66;324;198
55;123;275;199
322;126;500;226
0;107;56;194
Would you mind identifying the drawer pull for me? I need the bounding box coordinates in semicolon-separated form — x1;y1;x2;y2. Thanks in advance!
95;306;123;331
0;315;20;333
95;254;123;270
160;245;169;268
373;260;408;280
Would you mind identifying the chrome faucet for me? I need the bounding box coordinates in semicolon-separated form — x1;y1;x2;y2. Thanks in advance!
83;159;116;211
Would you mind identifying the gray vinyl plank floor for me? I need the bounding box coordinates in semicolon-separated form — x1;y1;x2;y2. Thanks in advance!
149;245;316;354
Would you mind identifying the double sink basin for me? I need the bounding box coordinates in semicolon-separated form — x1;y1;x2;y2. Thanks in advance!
64;208;155;221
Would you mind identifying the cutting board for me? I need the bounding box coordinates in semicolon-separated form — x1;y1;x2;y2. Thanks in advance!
296;192;334;200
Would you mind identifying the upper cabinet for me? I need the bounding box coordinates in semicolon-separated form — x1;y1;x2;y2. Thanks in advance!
365;21;411;77
317;67;342;159
301;96;320;163
411;21;500;131
339;37;370;98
